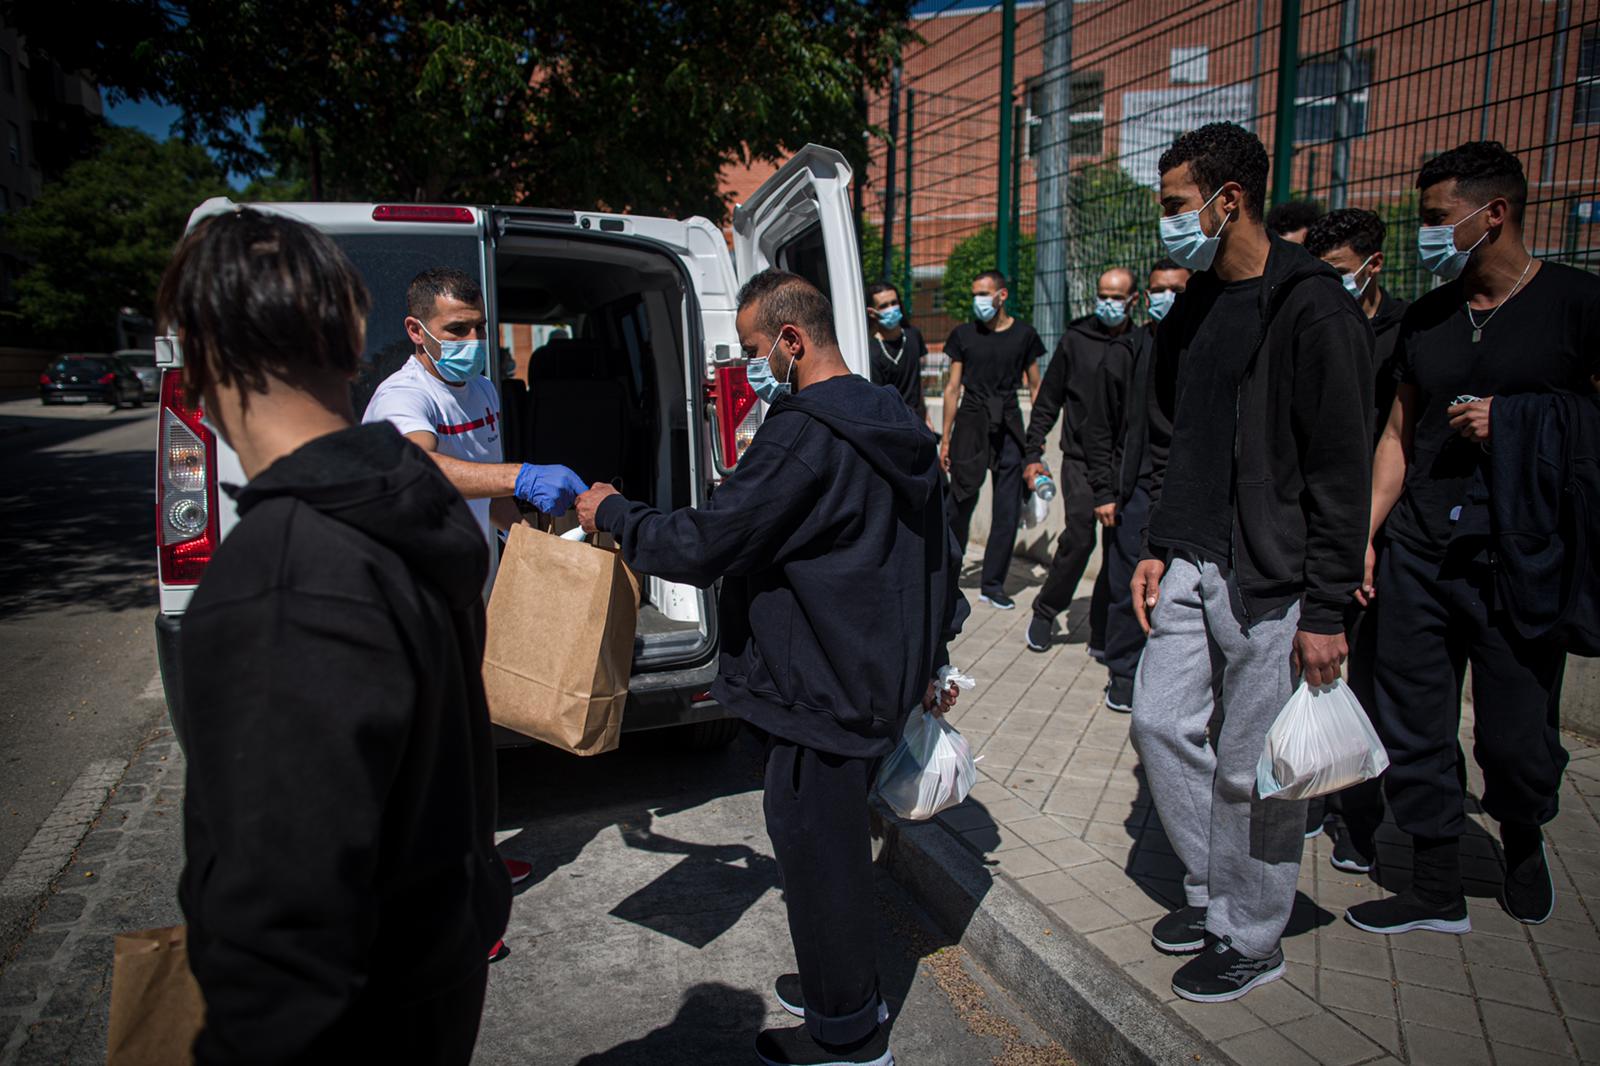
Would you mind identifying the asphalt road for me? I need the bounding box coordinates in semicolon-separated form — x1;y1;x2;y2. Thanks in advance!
0;396;165;951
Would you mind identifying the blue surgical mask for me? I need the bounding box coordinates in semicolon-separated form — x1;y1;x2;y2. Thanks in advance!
1417;202;1491;281
420;322;486;383
1148;289;1177;322
1094;297;1128;328
746;331;792;404
1159;184;1232;272
1341;254;1377;301
973;294;998;322
876;304;903;330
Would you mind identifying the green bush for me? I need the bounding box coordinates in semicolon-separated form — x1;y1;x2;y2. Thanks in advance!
941;226;1036;324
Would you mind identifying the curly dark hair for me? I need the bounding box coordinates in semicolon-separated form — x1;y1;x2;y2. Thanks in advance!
1417;141;1527;223
1305;208;1387;258
1266;199;1322;237
1157;122;1270;222
737;269;838;347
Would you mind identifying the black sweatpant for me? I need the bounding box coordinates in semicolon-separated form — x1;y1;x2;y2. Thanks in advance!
1103;485;1152;684
1372;539;1569;841
1323;569;1387;848
1033;458;1097;623
950;430;1024;598
763;736;883;1047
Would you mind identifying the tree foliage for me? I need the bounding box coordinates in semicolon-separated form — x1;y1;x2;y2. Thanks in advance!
858;221;908;293
1062;163;1160;316
942;227;1037;325
3;127;229;347
6;1;912;221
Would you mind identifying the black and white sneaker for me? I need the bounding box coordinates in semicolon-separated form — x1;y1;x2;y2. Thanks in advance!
1025;616;1053;652
1330;833;1374;874
1346;889;1471;935
979;592;1016;611
756;1024;893;1066
1104;676;1134;713
774;975;889;1024
1501;842;1555;925
1171;937;1286;1003
1151;905;1208;955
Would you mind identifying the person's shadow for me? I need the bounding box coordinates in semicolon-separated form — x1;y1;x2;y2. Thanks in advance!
575;982;766;1065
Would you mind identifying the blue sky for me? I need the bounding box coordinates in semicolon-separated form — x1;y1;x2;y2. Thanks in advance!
104;97;252;189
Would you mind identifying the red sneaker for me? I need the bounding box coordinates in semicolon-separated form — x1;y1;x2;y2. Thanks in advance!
503;858;533;885
488;939;509;963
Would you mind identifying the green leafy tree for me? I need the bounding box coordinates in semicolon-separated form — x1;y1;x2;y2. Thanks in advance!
858;221;907;293
3;127;229;347
7;1;912;221
942;227;1036;325
1062;163;1160;317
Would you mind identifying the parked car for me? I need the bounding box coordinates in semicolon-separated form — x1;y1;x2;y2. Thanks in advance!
40;354;143;407
152;145;867;752
114;349;161;401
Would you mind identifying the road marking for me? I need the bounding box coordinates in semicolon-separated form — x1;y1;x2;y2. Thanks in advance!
0;759;126;900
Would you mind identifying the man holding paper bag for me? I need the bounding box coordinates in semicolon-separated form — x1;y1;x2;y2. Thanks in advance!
576;270;968;1066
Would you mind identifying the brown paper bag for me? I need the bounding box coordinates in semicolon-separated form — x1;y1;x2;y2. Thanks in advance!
107;925;204;1066
484;524;642;755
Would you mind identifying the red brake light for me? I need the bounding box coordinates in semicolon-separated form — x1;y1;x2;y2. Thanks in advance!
712;366;761;469
99;372;116;385
38;372;50;385
157;370;219;585
371;204;475;223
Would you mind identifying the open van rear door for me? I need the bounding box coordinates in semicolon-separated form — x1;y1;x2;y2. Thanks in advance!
731;145;868;378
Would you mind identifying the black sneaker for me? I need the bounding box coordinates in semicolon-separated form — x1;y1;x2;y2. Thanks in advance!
1171;937;1286;1003
1104;676;1133;713
1330;832;1374;874
1151;904;1208;955
1305;799;1326;840
1346;889;1471;935
756;1023;892;1066
980;592;1016;611
1501;842;1555;925
1025;615;1053;652
774;975;889;1024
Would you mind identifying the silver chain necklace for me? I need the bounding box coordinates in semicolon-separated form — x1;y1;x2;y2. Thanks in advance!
1466;256;1534;343
875;334;903;366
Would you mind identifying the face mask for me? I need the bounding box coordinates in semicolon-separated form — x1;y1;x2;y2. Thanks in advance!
1417;202;1492;281
973;294;998;322
875;304;903;330
1341;254;1377;301
419;322;486;383
1148;289;1177;322
747;330;793;404
1094;297;1128;328
1159;184;1233;272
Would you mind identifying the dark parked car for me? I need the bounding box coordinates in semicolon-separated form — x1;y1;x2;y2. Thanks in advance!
39;354;143;407
114;349;160;400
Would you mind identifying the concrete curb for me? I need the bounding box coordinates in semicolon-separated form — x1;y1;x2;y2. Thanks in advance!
874;804;1230;1066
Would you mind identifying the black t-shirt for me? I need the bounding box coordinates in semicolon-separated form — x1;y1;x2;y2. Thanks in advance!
870;324;928;415
1387;261;1600;560
1148;277;1262;566
945;320;1045;413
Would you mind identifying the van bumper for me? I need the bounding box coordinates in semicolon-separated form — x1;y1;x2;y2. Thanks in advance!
154;612;186;741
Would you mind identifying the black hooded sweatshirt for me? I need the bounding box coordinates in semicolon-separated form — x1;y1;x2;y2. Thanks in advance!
178;423;511;1065
1025;314;1135;505
596;375;969;758
1144;237;1375;634
1368;287;1409;447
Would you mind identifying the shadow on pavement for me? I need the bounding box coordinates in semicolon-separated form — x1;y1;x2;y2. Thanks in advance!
574;981;766;1065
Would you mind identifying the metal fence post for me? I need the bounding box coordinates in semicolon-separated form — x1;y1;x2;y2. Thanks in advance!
997;0;1018;281
903;88;915;305
882;65;901;283
1012;102;1023;283
1034;0;1073;353
1272;0;1303;207
1328;0;1360;210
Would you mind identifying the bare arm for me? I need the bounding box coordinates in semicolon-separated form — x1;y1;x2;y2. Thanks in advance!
403;430;520;500
940;361;963;442
1025;361;1042;405
1369;384;1417;539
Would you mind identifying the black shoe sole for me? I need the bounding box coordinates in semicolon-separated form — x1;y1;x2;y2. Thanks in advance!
757;1050;893;1066
1172;961;1286;1003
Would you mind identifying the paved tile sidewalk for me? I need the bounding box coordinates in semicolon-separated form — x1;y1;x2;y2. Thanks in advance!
939;550;1600;1066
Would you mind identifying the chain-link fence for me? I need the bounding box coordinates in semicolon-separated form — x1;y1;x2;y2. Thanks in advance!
862;0;1600;353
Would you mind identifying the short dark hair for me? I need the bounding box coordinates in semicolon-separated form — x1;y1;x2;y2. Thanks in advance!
1149;256;1185;275
975;269;1008;289
1266;199;1322;236
737;269;838;347
1158;123;1270;222
866;280;902;304
1417;141;1527;223
407;267;483;321
1305;208;1387;258
157;208;370;407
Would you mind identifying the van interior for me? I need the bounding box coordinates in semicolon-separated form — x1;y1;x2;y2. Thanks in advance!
493;232;712;670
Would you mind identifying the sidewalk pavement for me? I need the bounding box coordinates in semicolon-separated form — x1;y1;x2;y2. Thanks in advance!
936;548;1600;1066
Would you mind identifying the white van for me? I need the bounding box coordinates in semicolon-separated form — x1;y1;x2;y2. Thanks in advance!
152;145;869;749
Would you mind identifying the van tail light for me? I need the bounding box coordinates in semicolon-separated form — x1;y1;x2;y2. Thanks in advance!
372;204;475;223
99;372;116;385
156;369;218;585
709;366;762;470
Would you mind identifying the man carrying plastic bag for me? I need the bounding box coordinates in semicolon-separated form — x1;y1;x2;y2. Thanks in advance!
878;667;979;821
577;270;968;1066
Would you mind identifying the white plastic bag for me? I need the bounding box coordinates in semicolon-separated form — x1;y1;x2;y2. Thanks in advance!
1256;680;1390;801
876;667;979;820
1020;488;1050;529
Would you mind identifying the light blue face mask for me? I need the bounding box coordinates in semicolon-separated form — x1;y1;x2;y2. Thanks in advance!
420;322;486;383
1147;289;1177;322
1340;254;1377;301
1417;202;1491;281
1159;184;1233;272
973;294;999;322
876;304;903;330
1094;297;1128;328
747;330;793;404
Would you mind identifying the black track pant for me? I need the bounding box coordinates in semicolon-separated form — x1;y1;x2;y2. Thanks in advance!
1033;458;1097;623
1103;486;1153;684
1371;539;1569;841
950;430;1024;598
763;736;883;1047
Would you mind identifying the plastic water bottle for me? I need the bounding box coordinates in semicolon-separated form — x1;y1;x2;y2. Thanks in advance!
1034;473;1057;502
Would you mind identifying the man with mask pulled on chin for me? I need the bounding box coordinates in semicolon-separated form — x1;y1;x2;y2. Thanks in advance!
575;270;968;1066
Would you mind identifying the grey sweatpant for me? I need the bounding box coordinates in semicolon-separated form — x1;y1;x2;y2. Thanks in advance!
1130;555;1306;959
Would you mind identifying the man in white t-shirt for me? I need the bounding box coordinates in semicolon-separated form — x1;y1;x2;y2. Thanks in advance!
364;267;586;540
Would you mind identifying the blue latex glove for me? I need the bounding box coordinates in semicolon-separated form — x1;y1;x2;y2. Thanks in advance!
514;464;588;516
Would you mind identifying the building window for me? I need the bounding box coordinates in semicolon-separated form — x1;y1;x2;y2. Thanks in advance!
1171;47;1209;85
1578;29;1600;126
1296;51;1372;143
1024;71;1106;158
7;123;19;165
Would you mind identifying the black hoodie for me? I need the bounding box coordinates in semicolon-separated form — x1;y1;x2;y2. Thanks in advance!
1025;314;1135;505
1368;288;1409;447
596;375;969;758
1144;237;1375;634
178;423;511;1065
